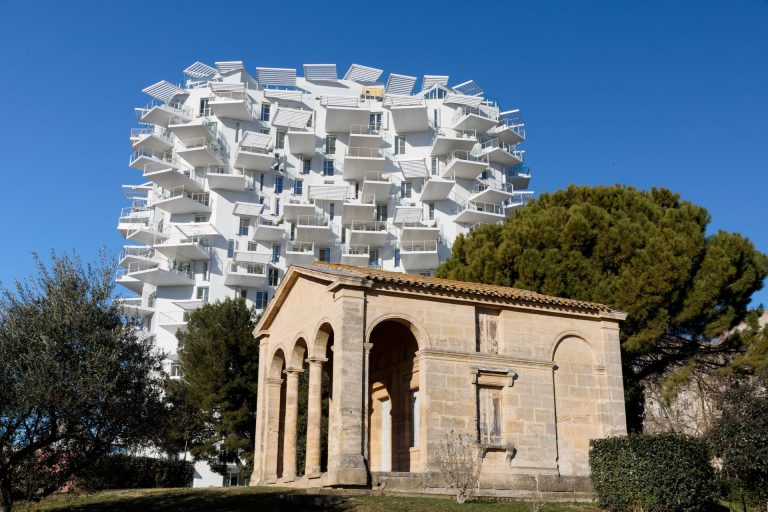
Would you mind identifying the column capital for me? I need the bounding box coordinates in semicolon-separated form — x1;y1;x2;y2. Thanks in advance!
285;367;304;376
363;342;374;352
307;356;328;365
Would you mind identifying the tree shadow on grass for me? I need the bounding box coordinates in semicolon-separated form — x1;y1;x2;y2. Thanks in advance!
39;488;354;512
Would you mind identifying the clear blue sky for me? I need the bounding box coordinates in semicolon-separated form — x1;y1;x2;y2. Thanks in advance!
1;0;766;305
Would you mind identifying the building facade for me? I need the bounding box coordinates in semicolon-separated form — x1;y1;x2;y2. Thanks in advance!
251;263;627;497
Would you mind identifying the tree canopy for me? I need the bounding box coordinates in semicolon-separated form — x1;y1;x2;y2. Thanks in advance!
0;252;164;512
175;298;259;477
437;185;767;409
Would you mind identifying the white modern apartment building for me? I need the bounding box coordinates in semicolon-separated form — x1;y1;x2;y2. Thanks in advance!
117;59;531;393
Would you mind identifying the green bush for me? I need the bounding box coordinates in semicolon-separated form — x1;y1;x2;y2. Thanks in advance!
77;454;193;490
589;433;716;512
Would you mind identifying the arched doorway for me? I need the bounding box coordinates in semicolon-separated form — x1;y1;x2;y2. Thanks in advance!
368;320;419;473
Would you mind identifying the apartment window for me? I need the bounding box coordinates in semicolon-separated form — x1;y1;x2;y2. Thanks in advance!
259;173;264;191
239;217;250;236
431;157;439;176
294;179;303;196
319;247;331;262
235;122;241;143
247;241;258;251
325;135;336;154
480;169;488;180
478;386;503;446
341;226;346;243
428;203;435;221
394;249;401;268
302;158;311;174
433;108;440;126
170;363;182;378
238;288;248;300
227;239;235;258
260;103;271;122
275;176;284;194
369;113;382;131
369;248;379;267
323;159;334;176
276;131;286;150
268;267;279;286
199;98;209;116
394;136;406;155
201;261;209;281
375;204;388;222
254;291;269;309
400;181;413;199
329;203;335;220
275;198;281;216
272;244;281;263
196;286;209;302
194;214;208;223
290;222;296;241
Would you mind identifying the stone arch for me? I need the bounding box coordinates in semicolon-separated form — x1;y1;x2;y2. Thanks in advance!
549;330;598;364
552;335;600;477
289;335;309;369
367;318;421;473
366;312;430;352
311;320;335;359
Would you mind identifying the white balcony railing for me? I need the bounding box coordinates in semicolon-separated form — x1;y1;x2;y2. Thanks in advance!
350;124;382;136
343;244;370;256
347;146;382;158
400;240;438;252
159;187;210;207
350;220;387;232
297;215;329;227
286;241;314;254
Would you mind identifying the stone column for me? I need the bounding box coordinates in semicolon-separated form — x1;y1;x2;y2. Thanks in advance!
282;368;302;482
263;376;283;483
305;357;326;478
250;335;270;486
361;342;373;465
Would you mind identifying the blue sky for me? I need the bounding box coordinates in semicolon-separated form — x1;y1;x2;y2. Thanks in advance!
0;0;766;305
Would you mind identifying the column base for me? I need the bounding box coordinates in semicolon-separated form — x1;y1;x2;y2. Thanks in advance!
305;468;322;479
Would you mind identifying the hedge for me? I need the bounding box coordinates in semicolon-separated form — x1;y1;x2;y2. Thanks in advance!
77;454;193;490
589;433;716;512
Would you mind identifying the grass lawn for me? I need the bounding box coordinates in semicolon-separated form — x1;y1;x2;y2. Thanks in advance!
21;487;602;512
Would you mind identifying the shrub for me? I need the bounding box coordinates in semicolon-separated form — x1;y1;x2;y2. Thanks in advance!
77;454;193;490
589;433;716;512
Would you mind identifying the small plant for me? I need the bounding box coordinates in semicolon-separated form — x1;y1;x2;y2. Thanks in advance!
436;430;484;504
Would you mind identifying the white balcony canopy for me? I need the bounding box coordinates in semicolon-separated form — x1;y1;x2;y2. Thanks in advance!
385;73;417;96
309;184;348;202
142;80;186;103
344;64;383;83
240;131;272;149
452;79;483;96
303;64;337;81
264;89;304;103
422;75;449;91
175;222;221;238
393;206;423;224
184;61;216;79
256;67;297;88
383;94;424;107
215;61;244;75
444;93;484;107
399;159;429;180
271;107;313;129
210;82;245;93
233;201;265;217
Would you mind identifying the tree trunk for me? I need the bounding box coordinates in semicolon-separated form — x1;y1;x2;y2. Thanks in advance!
0;475;13;512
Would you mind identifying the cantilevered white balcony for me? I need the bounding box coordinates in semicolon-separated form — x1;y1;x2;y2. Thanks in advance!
176;136;224;167
451;105;498;133
119;245;159;267
320;96;371;133
143;167;204;191
157;311;191;333
383;95;428;133
224;261;267;287
154;188;211;214
400;223;440;244
121;262;196;287
129;150;183;173
285;241;315;266
420;176;455;201
489;111;526;146
430;128;477;156
296;214;330;244
440;151;488;180
154;239;211;261
116;266;145;294
454;200;506;225
206;167;246;191
400;239;439;271
234;132;274;171
341;244;370;267
348;124;383;148
168;117;215;145
117;297;154;318
505;166;532;190
479;138;524;166
343;146;385;181
233;249;271;265
505;191;535;216
209;83;255;121
124;223;169;246
283;199;317;222
117;206;153;239
349;221;388;246
361;172;392;203
468;182;516;204
136;100;192;127
341;193;376;224
253;217;286;242
286;129;316;156
308;184;349;203
130;126;174;153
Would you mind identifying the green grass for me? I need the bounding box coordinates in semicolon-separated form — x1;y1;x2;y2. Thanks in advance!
20;487;602;512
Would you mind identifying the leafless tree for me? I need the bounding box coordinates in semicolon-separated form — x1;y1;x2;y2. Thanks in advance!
435;430;484;504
